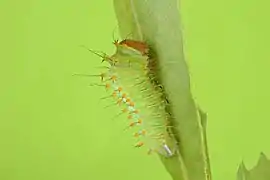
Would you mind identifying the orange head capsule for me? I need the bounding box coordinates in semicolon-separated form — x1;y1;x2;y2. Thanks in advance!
113;39;149;58
118;39;149;56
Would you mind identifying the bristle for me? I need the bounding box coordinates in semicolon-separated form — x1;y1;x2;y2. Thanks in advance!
111;108;128;121
79;45;107;61
73;73;107;82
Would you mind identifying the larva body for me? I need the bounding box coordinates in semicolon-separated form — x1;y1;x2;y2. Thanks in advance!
89;39;178;157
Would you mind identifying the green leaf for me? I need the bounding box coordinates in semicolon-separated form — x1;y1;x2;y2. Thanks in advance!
237;153;270;180
113;1;211;180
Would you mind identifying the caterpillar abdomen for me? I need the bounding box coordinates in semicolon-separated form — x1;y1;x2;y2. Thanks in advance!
81;39;178;157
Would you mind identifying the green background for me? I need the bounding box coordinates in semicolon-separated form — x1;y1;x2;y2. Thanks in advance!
1;0;269;180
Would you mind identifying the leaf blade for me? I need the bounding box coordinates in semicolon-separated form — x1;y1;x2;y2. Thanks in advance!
113;1;211;180
237;153;270;180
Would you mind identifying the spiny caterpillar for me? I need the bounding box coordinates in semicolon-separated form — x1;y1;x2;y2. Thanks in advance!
78;37;178;158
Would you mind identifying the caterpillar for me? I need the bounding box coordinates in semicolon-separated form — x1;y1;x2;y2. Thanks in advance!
78;37;178;158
